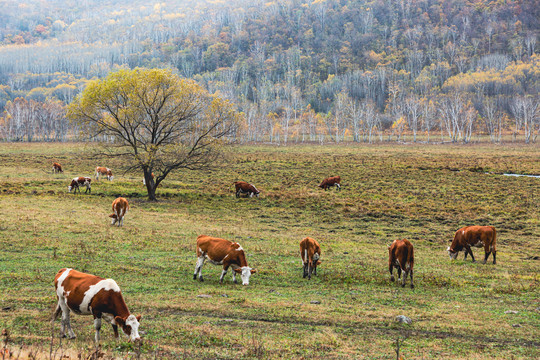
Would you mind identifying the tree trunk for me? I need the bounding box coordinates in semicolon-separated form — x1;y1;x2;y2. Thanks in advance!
143;170;157;201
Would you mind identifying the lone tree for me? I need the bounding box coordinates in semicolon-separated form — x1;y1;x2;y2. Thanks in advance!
67;68;240;200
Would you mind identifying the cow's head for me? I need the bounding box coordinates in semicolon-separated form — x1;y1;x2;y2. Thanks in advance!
67;181;76;193
115;314;142;342
447;247;458;259
234;267;257;285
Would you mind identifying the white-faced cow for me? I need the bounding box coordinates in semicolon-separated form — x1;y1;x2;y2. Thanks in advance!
234;181;260;198
300;237;321;280
68;177;91;194
109;197;129;226
193;235;257;285
52;162;63;173
53;268;142;344
319;176;341;191
388;239;414;288
95;167;113;181
448;225;497;264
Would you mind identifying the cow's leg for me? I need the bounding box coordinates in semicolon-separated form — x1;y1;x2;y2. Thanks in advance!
236;190;240;198
336;184;341;191
58;300;75;339
313;263;317;276
303;262;308;278
120;216;124;227
409;268;414;288
465;246;475;262
401;269;407;287
219;267;228;284
112;323;119;338
397;266;402;281
94;316;102;344
307;261;313;280
194;256;205;281
232;269;237;284
483;251;491;264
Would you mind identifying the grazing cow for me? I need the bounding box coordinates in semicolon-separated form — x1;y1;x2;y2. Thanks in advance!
52;162;63;173
143;173;155;185
300;237;321;280
68;177;91;194
52;268;141;344
109;197;129;226
447;226;497;264
319;176;341;191
234;181;260;198
193;235;257;285
388;239;414;288
95;167;113;181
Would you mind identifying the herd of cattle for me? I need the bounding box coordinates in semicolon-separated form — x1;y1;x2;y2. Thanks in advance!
49;162;498;345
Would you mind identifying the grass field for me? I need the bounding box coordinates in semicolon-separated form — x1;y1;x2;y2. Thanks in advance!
0;142;538;359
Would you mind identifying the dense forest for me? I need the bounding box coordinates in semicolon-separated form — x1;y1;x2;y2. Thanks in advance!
0;0;538;143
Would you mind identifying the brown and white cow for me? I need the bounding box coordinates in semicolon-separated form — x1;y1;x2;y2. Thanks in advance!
448;225;497;264
193;235;257;285
53;268;141;344
388;239;414;288
52;162;63;173
95;167;113;181
300;237;321;280
234;181;260;198
109;197;129;226
68;177;91;194
319;176;341;191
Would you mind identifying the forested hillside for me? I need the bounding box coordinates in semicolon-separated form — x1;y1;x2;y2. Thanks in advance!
0;0;538;143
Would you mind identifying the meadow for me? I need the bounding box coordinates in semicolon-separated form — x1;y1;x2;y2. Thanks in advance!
0;142;538;359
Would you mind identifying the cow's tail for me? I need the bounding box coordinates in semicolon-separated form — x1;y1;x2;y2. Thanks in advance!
491;226;496;252
407;245;414;270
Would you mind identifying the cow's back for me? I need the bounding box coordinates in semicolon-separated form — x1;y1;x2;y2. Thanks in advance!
300;237;321;263
55;269;105;312
459;225;496;246
197;235;230;257
390;239;413;269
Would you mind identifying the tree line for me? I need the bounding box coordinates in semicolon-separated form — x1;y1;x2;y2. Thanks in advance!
0;0;538;143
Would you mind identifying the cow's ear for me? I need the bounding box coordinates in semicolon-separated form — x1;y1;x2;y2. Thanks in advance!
136;315;142;322
233;268;242;273
115;316;125;326
250;269;257;274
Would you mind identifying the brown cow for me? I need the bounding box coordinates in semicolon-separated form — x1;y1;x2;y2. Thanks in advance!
52;162;63;173
194;235;257;285
234;181;260;198
95;167;113;181
68;177;91;194
388;239;414;288
319;176;341;190
109;197;129;226
300;237;321;280
53;268;141;344
447;226;497;264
